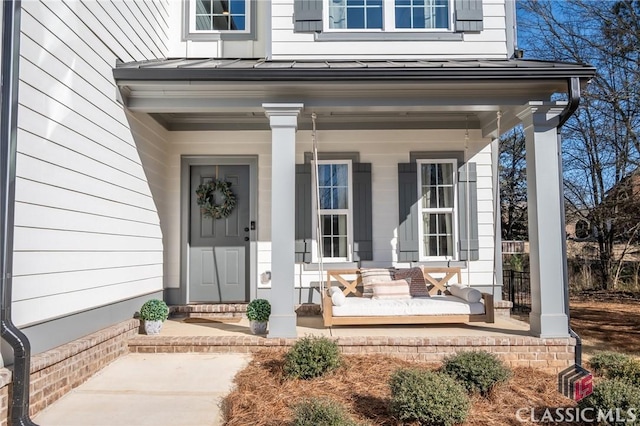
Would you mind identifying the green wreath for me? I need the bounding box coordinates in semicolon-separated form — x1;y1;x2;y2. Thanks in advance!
195;179;236;219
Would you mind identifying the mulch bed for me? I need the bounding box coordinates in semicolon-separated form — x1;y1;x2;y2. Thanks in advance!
222;351;575;426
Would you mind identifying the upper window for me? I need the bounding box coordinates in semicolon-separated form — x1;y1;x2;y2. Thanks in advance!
313;161;353;262
417;159;457;260
327;0;451;31
191;0;248;32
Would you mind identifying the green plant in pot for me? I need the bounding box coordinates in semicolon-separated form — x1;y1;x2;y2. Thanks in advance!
139;299;169;335
246;298;271;335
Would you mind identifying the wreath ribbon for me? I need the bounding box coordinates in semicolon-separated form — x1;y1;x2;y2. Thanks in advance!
195;179;236;219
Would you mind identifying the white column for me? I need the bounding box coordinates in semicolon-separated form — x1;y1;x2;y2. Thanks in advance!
263;103;303;338
518;102;569;338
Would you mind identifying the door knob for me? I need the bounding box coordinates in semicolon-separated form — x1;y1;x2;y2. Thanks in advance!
244;227;250;232
244;237;250;241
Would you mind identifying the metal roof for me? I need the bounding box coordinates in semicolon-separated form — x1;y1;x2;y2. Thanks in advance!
114;58;596;82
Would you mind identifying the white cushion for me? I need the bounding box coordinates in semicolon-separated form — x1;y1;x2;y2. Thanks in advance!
331;290;346;306
331;295;485;317
371;279;411;299
328;287;342;296
448;284;482;303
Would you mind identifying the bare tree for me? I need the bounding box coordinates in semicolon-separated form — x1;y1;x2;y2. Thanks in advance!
518;0;640;289
500;127;528;241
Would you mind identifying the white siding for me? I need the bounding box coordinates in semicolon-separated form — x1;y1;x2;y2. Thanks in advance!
271;0;509;60
13;0;169;327
166;129;495;294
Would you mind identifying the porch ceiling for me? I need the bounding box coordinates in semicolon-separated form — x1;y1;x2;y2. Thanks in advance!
114;58;595;134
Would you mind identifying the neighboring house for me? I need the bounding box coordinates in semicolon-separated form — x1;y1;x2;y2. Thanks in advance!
0;0;595;421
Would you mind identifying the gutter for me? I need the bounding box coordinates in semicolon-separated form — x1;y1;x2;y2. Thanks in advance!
557;77;583;366
0;1;37;425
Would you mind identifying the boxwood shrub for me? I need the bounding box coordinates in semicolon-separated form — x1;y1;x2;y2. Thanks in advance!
292;398;357;426
441;351;511;396
284;336;341;380
578;378;640;425
389;368;470;426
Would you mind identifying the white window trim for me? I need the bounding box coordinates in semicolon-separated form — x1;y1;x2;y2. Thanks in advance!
323;0;453;33
311;160;354;263
416;159;458;261
188;0;251;34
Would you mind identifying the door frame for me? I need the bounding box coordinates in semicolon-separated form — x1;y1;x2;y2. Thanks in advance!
180;156;258;304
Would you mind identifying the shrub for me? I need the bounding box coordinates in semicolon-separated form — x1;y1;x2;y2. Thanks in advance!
292;398;357;426
589;351;632;377
578;378;640;425
441;351;511;396
284;336;341;380
389;368;470;426
246;299;271;322
139;299;169;321
589;352;640;386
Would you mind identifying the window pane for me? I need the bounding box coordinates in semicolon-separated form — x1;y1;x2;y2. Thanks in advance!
321;215;331;236
334;164;348;186
335;188;348;209
347;7;365;29
213;15;229;30
323;237;333;257
196;15;211;30
422;186;436;208
319;188;332;209
366;1;383;29
441;163;453;184
426;236;438;256
318;164;332;186
230;16;245;30
336;215;347;235
196;0;211;14
437;213;451;234
336;237;348;257
230;0;245;14
439;187;454;208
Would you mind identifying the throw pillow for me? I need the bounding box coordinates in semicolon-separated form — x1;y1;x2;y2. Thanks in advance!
395;267;430;297
448;284;482;303
371;278;411;299
360;268;395;298
331;290;346;306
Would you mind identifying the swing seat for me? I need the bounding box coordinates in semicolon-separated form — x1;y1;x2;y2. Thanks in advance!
322;267;495;327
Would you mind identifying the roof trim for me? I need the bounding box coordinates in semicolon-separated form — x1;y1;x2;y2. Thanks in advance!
113;59;596;82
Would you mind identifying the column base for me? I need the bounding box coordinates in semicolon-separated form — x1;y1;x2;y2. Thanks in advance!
529;312;569;338
268;314;298;338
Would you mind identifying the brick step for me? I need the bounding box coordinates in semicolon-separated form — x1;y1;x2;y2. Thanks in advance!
170;304;248;319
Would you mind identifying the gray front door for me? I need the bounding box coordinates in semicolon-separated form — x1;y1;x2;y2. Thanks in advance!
189;165;250;302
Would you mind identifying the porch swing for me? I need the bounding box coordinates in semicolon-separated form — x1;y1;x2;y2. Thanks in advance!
312;112;499;327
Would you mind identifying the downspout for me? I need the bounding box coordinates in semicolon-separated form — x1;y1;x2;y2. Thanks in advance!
0;1;37;425
557;77;583;366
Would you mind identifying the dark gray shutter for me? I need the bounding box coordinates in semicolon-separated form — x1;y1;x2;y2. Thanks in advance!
294;0;323;33
352;163;372;261
454;0;484;32
397;163;419;262
295;163;312;263
458;162;479;261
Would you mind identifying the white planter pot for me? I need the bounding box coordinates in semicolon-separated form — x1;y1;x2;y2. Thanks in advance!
249;320;268;335
144;320;163;335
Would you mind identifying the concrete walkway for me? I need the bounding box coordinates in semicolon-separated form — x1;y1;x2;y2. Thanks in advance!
33;353;251;426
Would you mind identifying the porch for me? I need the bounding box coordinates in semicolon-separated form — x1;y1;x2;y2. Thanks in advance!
128;308;575;374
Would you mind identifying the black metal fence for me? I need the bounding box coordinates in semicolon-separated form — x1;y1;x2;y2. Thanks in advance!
502;269;531;314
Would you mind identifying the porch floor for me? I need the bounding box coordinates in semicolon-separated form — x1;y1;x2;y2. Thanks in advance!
159;314;531;338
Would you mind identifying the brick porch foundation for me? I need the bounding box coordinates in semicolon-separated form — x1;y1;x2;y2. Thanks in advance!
128;334;575;375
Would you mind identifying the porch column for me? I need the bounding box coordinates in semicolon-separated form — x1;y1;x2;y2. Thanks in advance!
518;102;569;338
263;103;303;338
